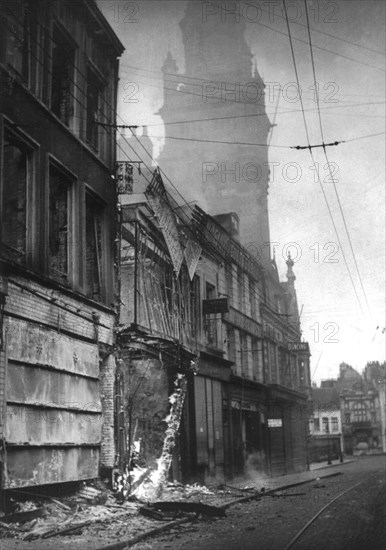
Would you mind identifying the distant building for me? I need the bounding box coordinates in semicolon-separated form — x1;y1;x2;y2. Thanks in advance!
341;387;382;454
157;1;272;264
315;362;385;456
308;387;343;463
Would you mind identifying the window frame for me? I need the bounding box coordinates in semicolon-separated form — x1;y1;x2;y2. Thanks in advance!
82;185;108;303
48;21;77;128
1;116;39;268
331;416;339;432
86;62;107;151
2;0;31;84
46;154;77;287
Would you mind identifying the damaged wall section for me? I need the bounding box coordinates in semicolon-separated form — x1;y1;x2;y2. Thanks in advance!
2;279;116;489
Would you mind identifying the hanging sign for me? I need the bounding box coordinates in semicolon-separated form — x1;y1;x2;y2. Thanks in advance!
116;162;134;194
287;342;309;352
203;298;229;315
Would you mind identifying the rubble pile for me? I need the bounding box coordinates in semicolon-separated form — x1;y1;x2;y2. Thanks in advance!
0;485;139;542
0;477;261;543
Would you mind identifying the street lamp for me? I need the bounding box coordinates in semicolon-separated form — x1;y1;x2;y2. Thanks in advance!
338;432;343;463
326;420;332;465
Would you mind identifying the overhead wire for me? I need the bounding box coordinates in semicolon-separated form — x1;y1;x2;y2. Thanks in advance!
122;66;386;111
240;1;386;56
217;1;385;73
7;1;376;332
303;0;370;313
281;0;365;316
117;129;292;322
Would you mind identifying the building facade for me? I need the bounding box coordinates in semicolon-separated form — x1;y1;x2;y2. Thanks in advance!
314;363;386;456
308;386;343;463
114;157;311;482
0;0;123;490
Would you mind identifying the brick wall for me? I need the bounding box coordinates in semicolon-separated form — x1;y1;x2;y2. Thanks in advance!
5;276;115;345
100;354;116;471
0;349;5;438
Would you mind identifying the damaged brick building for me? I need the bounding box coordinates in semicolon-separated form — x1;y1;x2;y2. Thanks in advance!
115;152;311;483
0;0;124;492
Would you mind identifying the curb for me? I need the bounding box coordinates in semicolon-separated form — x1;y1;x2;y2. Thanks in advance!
94;470;344;550
309;458;357;471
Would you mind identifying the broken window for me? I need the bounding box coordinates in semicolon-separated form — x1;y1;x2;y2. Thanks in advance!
2;133;29;263
3;0;30;82
49;164;71;284
85;193;104;301
86;66;105;149
51;25;75;125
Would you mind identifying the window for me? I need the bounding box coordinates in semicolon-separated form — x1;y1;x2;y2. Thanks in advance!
51;26;75;125
3;0;30;81
353;402;367;423
85;192;104;301
345;413;351;424
227;327;236;364
322;417;329;433
49;164;72;284
269;342;277;383
331;417;339;432
189;275;200;338
249;278;256;318
204;281;217;345
263;340;269;383
86;66;105;149
313;418;320;431
252;337;263;382
2;132;30;263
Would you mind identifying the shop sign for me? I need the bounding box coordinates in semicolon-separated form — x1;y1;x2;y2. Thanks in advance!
203;298;229;315
268;418;283;428
116;162;135;194
224;307;262;337
287;342;309;352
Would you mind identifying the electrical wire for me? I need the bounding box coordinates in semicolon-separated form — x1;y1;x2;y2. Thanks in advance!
281;0;365;317
217;2;385;73
240;1;386;56
303;0;370;313
117;126;301;327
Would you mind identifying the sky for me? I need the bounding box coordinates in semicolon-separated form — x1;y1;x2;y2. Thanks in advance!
98;0;386;384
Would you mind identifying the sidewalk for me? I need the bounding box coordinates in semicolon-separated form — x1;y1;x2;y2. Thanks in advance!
309;458;356;471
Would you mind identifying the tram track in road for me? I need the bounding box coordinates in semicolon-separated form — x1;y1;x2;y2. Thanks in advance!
283;468;386;550
283;480;364;550
128;459;386;550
